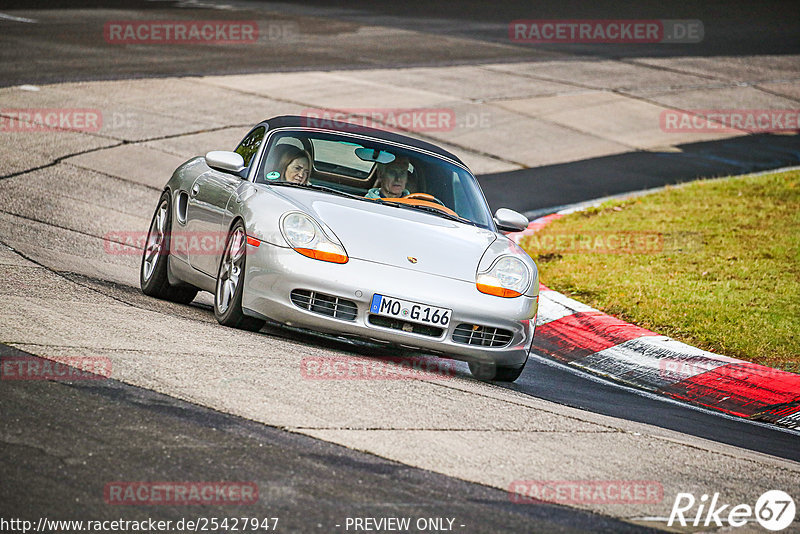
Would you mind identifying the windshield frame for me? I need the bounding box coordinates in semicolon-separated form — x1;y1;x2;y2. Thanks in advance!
252;126;496;231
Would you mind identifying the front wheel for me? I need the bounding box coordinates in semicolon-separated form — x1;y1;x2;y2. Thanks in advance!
214;221;265;332
468;360;526;382
140;191;198;304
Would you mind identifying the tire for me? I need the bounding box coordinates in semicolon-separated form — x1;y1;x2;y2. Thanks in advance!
214;220;265;332
140;191;198;304
468;360;526;382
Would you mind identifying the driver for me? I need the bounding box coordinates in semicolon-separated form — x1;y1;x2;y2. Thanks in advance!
365;157;410;198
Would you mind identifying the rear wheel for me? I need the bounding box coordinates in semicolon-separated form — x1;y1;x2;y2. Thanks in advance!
140;191;198;304
468;360;526;382
214;221;265;332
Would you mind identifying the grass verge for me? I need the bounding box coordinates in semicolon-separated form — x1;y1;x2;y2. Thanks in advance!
519;169;799;371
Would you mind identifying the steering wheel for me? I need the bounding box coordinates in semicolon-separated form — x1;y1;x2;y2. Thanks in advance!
403;192;445;206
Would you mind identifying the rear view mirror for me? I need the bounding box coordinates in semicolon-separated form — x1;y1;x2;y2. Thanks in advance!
494;208;529;233
206;151;245;175
354;147;396;164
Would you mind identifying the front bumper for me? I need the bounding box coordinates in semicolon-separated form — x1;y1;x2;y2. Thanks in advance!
241;241;537;367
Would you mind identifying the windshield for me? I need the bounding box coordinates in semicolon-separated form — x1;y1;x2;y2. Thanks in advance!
254;129;494;229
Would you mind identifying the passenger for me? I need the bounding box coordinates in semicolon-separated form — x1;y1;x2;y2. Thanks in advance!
267;145;312;185
365;156;411;198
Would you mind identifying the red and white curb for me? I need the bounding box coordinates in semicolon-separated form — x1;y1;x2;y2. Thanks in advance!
511;214;800;430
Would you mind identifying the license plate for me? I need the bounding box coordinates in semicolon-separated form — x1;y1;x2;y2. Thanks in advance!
370;294;451;328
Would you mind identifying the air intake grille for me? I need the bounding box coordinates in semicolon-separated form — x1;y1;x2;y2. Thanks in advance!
452;324;513;347
290;289;358;321
368;314;443;338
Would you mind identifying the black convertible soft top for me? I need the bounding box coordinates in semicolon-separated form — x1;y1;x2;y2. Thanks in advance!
263;115;466;167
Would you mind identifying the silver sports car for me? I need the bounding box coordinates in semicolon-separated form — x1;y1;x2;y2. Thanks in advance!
140;116;539;381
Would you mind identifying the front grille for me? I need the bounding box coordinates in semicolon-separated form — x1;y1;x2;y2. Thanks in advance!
290;289;358;321
368;314;444;338
452;323;513;347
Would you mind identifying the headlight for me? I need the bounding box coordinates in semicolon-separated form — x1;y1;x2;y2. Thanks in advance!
280;212;348;264
283;213;316;245
476;256;530;298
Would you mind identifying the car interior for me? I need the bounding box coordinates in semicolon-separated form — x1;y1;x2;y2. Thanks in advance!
250;130;490;227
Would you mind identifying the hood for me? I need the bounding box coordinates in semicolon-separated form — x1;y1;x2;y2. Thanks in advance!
272;188;498;282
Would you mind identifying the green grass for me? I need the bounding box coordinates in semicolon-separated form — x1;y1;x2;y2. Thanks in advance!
520;170;800;370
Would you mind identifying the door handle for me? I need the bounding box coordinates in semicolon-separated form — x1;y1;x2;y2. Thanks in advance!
236;187;255;203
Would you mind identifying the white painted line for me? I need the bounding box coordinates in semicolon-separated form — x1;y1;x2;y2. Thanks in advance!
776;411;800;429
536;290;597;325
0;13;37;23
579;336;734;389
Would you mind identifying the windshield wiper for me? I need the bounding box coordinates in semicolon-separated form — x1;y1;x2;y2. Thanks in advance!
304;183;365;200
374;199;477;226
406;204;477;226
267;181;366;201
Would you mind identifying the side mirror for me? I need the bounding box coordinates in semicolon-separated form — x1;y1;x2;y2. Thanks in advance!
205;151;245;175
494;208;529;233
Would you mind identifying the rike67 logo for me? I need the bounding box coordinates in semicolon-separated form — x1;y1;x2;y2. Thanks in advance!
668;490;796;531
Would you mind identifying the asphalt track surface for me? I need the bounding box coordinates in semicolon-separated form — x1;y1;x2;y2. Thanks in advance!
1;1;799;532
1;344;654;534
2;0;799;87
